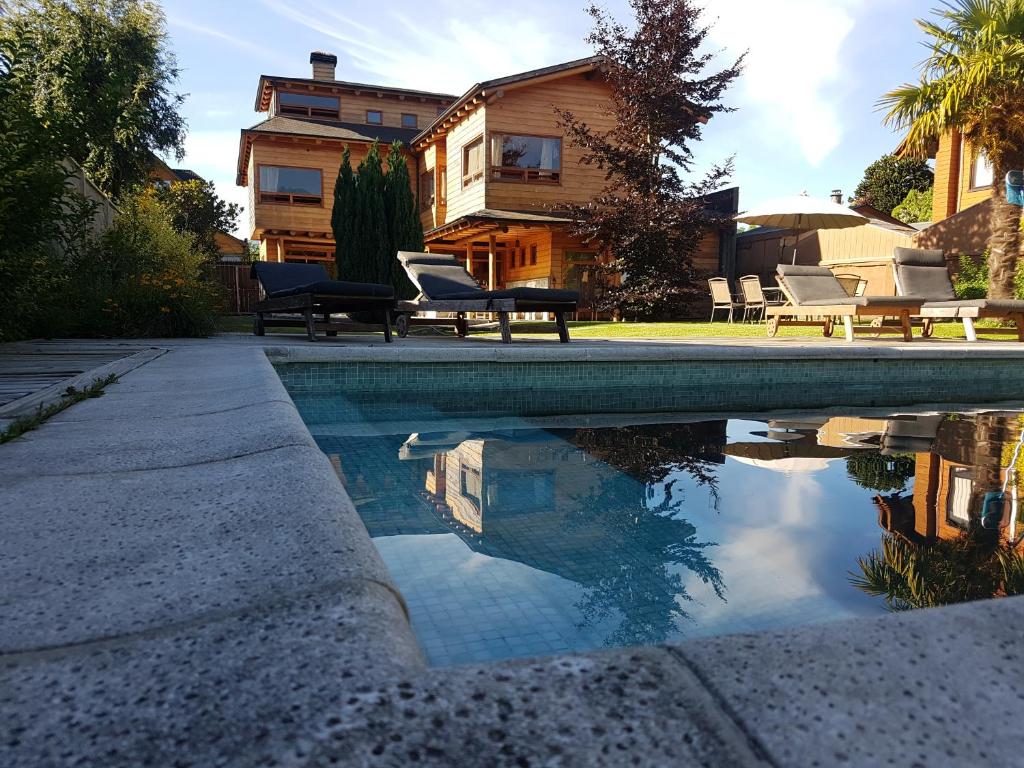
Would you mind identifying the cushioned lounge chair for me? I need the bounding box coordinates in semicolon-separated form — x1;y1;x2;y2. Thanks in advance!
251;262;395;342
892;247;1024;341
394;251;579;343
767;264;922;341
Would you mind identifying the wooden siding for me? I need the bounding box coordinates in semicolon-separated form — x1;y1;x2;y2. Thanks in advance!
931;130;994;222
957;137;994;212
484;74;614;212
442;107;486;222
246;136;416;240
270;84;443;129
932;130;961;222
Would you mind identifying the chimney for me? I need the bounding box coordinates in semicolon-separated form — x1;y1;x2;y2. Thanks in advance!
830;189;843;205
310;51;337;81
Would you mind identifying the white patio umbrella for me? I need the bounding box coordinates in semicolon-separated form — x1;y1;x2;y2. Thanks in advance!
735;194;868;264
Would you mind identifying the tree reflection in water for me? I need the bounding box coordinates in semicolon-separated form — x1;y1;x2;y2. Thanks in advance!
563;424;726;647
851;529;1024;610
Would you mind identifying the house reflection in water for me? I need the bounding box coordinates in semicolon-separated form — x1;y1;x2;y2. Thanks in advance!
398;424;729;647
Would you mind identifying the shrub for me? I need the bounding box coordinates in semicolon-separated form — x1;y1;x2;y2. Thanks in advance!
952;251;1024;301
60;191;221;338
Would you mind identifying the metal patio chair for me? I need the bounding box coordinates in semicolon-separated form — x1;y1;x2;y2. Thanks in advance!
708;278;742;323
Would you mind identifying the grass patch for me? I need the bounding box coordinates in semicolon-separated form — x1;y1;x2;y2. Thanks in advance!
1;373;118;444
216;314;1021;341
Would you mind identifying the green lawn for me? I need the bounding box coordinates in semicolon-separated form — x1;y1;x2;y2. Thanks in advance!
216;314;1020;341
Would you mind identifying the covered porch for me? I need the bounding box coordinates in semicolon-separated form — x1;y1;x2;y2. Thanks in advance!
423;209;606;319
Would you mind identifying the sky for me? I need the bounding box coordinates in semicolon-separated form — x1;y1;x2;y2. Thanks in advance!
162;0;939;235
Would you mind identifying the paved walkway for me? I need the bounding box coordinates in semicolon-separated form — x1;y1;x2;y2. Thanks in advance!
2;335;1024;767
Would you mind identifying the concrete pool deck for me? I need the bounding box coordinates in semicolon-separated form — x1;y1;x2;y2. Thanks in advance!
3;333;1024;767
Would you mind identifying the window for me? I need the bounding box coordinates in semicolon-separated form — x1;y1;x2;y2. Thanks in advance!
529;244;538;265
366;110;383;125
490;134;561;182
462;136;484;187
971;151;994;189
419;169;435;211
258;166;322;206
284;242;334;263
277;91;340;119
401;113;418;129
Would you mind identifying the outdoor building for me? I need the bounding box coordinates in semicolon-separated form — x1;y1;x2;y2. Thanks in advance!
236;52;738;315
902;130;1004;258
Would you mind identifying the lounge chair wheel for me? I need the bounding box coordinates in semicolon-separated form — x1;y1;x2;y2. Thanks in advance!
396;313;410;338
823;318;834;338
254;314;265;337
766;317;779;337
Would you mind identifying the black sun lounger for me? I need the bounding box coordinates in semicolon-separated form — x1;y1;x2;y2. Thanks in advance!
892;247;1024;341
251;262;395;342
767;264;922;341
394;251;579;343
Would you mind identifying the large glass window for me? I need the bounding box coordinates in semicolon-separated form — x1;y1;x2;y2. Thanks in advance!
366;110;383;125
258;166;322;206
971;151;994;189
401;113;418;129
277;91;340;119
419;169;435;211
463;137;484;187
490;134;561;182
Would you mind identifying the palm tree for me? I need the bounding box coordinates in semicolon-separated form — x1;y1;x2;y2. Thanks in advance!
851;531;1024;610
881;0;1024;298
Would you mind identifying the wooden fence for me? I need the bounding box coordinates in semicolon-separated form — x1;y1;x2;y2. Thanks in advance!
215;264;261;314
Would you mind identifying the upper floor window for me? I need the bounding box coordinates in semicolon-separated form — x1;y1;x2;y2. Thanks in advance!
971;151;994;189
419;169;435;211
366;110;383;125
463;137;484;187
258;166;322;206
278;91;340;119
491;134;561;183
402;113;418;129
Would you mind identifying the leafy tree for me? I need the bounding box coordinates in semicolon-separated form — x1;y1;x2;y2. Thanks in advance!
555;0;744;319
851;154;933;215
0;0;186;198
384;141;422;297
152;179;241;260
892;187;934;224
881;0;1024;299
845;452;916;493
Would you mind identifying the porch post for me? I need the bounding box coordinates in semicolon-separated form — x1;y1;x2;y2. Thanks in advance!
465;243;472;273
487;234;496;291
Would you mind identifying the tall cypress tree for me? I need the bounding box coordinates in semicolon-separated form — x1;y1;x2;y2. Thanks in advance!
355;141;390;285
332;146;356;280
384;141;423;297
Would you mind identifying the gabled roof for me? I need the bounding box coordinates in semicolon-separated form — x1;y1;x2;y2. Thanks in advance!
236;116;420;186
171;168;203;182
412;56;604;149
254;75;456;113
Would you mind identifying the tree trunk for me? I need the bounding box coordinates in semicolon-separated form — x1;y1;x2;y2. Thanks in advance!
987;151;1024;300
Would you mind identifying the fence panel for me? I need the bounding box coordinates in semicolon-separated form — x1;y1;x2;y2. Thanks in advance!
215;264;261;315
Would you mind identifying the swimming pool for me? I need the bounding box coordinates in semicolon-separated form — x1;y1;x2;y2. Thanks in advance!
280;362;1024;666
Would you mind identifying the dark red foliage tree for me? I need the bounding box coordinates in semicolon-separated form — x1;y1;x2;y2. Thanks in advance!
556;0;744;319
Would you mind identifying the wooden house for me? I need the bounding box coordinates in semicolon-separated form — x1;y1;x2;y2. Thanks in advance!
237;52;738;314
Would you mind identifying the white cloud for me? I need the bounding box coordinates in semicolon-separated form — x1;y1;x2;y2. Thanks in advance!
705;0;863;166
180;130;248;236
259;0;581;93
168;16;292;70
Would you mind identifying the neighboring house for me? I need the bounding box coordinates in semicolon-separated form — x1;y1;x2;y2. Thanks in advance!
149;157;248;261
236;52;739;314
902;130;1011;258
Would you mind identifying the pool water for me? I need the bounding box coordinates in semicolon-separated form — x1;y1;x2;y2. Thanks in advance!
295;394;1024;666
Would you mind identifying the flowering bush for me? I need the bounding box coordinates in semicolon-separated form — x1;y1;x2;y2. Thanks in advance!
60;190;222;337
